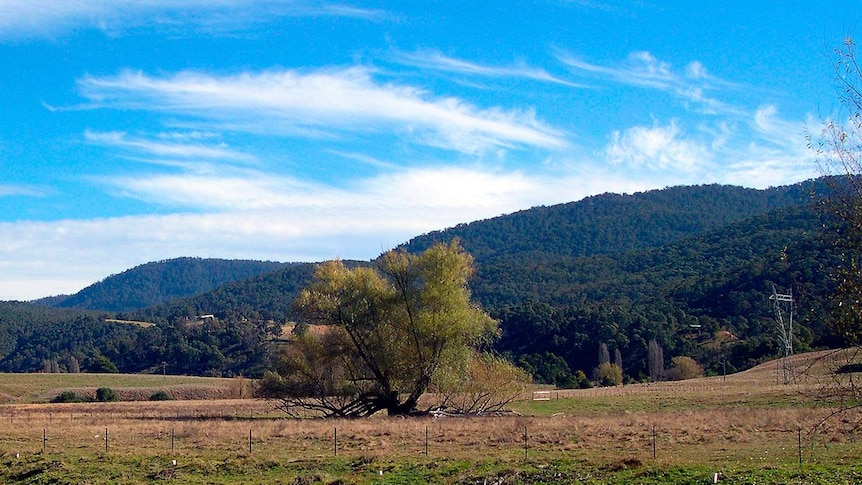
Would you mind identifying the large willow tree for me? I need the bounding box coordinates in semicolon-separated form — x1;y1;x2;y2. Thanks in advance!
259;241;513;417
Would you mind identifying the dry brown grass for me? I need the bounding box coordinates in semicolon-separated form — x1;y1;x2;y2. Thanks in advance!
0;373;251;403
103;318;156;328
0;400;858;468
1;350;861;470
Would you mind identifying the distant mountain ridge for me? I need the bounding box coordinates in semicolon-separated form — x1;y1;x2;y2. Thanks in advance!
131;260;366;323
37;257;289;312
401;181;819;261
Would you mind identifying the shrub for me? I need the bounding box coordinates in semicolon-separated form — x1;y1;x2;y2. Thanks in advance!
87;355;119;373
149;390;173;401
229;376;254;399
95;387;119;402
593;362;623;387
665;356;705;381
574;370;593;389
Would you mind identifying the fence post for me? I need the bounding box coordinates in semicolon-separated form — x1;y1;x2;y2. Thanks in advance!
249;429;252;453
523;426;528;462
105;428;108;452
652;425;657;460
425;426;429;456
334;427;337;456
42;429;46;454
171;428;175;452
797;427;802;465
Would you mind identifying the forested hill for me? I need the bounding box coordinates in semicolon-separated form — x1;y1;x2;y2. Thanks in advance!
38;257;289;312
489;203;836;382
401;181;820;261
129;260;366;323
469;203;829;308
130;262;317;323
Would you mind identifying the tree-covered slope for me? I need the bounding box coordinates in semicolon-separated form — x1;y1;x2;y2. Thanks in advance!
0;302;99;362
118;182;837;382
40;257;289;312
0;261;360;376
402;181;819;261
0;300;280;377
492;204;837;383
130;262;320;323
472;203;829;308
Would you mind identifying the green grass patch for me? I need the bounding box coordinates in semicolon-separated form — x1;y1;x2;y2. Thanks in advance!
510;387;819;416
2;453;862;484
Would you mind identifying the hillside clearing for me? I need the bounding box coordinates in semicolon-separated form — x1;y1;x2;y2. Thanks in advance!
103;318;155;328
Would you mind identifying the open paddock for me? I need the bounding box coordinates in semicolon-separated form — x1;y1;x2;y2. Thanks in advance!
1;351;861;483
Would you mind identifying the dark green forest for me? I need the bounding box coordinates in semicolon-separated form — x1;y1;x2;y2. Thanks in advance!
36;257;288;312
0;301;279;376
0;179;848;385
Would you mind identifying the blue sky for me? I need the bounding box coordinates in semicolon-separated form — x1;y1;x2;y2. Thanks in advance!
0;1;856;300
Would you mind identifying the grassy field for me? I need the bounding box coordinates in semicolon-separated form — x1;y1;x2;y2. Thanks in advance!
0;372;251;403
1;351;861;483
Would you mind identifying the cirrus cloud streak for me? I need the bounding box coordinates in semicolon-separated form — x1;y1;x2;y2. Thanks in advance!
78;67;567;155
0;1;388;38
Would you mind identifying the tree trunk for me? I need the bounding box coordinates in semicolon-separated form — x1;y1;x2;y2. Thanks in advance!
382;391;412;415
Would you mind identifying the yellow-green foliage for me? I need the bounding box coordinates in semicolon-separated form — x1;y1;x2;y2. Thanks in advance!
430;351;531;414
666;356;705;381
267;241;500;416
593;362;623;387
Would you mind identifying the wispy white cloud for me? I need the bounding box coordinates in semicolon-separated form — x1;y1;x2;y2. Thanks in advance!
559;51;672;88
557;50;739;115
85;130;255;162
102;171;329;210
604;109;817;187
391;50;587;88
0;184;47;197
753;104;807;147
685;61;708;80
99;163;541;213
566;50;815;185
327;150;401;170
316;4;388;20
0;1;388;38
156;131;220;141
718;105;815;187
77;67;567;154
605;120;711;171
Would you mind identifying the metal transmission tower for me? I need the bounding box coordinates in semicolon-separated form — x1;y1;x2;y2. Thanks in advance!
770;285;794;384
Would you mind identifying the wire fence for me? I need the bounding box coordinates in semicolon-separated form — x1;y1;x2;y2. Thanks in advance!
0;403;857;470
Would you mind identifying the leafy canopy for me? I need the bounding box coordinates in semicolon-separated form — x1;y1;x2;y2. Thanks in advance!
262;240;499;416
